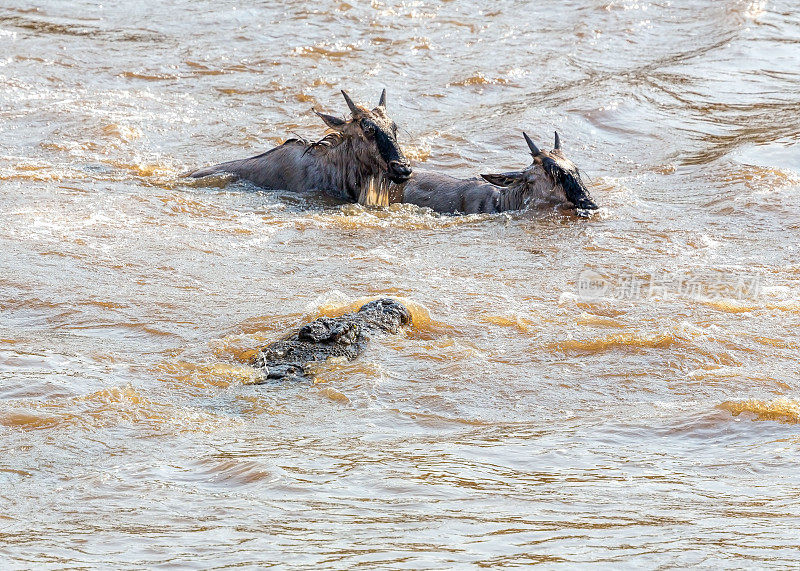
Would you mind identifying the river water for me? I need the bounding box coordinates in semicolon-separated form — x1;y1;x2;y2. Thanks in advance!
2;0;800;567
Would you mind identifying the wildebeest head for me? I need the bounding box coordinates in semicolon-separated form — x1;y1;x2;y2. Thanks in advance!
313;89;412;184
481;131;598;212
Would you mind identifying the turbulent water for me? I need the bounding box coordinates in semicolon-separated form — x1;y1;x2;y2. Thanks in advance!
2;0;800;567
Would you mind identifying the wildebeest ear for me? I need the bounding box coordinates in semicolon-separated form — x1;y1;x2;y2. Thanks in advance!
481;172;523;187
313;108;347;130
377;88;387;109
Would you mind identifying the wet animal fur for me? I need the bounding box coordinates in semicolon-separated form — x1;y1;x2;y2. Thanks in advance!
398;132;598;214
187;90;411;206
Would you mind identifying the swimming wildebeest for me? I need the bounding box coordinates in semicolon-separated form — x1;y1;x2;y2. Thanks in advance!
187;89;412;206
400;131;598;215
252;298;412;382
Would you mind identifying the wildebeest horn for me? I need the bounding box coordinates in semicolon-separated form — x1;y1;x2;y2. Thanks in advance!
554;131;561;150
378;88;387;108
523;132;541;156
341;90;360;115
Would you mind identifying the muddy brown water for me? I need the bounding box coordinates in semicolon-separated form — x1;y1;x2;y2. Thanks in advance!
2;0;800;567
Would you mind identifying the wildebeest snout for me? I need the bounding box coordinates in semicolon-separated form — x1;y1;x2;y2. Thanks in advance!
388;160;412;183
574;195;598;210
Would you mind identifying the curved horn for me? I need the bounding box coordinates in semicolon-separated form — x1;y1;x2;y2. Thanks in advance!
341;90;360;115
523;132;541;156
378;88;387;108
554;131;561;150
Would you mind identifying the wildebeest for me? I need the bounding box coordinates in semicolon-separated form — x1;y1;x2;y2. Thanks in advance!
187;90;412;206
252;298;412;382
399;131;598;215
